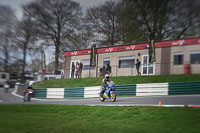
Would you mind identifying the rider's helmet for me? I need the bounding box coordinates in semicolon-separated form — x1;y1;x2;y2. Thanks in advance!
104;74;110;81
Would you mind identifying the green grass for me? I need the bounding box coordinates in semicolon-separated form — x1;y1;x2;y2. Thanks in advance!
33;74;200;88
0;105;200;133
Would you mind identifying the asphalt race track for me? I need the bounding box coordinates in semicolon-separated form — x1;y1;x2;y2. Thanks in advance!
1;87;200;106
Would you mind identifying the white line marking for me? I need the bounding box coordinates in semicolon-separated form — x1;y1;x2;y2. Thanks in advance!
86;104;186;107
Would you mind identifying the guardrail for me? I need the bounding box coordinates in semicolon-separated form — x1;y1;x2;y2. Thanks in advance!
116;84;136;96
33;81;200;99
47;88;64;98
34;88;47;98
84;86;100;98
64;87;84;98
169;81;200;95
136;83;168;96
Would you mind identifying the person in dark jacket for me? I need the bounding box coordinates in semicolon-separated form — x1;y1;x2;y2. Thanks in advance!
136;59;141;76
79;62;83;78
106;64;111;74
71;62;75;78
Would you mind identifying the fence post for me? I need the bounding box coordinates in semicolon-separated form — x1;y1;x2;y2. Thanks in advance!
89;67;91;78
131;66;133;76
116;66;118;77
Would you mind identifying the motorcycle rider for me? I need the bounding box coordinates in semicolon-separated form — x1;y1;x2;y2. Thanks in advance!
24;85;34;100
100;74;111;97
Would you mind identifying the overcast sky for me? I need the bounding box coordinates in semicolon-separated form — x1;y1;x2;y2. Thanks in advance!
0;0;109;64
0;0;109;19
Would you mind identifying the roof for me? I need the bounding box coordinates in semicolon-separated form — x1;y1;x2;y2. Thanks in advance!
64;37;200;57
0;71;9;73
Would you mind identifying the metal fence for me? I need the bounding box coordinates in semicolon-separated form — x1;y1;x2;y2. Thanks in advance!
64;62;200;79
65;62;200;78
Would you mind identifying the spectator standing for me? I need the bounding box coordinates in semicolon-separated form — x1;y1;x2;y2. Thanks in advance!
99;67;103;77
79;62;83;78
136;59;141;76
75;62;80;78
71;62;75;78
106;64;111;74
102;66;106;77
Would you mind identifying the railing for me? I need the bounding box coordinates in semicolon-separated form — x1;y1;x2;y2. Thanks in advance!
64;62;200;79
33;81;200;99
169;81;200;95
64;87;84;98
34;88;47;98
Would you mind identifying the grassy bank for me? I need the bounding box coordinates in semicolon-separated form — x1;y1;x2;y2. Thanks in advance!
0;105;200;133
33;74;200;88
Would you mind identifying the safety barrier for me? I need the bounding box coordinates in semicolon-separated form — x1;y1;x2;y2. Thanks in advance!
84;85;136;98
116;84;136;96
46;88;64;98
33;81;200;98
64;87;84;98
33;88;47;98
169;81;200;95
136;83;168;96
84;86;100;98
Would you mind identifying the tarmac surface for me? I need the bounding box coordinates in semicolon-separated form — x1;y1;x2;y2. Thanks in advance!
1;87;200;106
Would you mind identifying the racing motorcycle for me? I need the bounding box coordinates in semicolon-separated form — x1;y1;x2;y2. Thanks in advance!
99;81;116;102
24;88;34;102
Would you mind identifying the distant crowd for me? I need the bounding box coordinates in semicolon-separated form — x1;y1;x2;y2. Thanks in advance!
70;58;141;78
71;62;83;78
98;64;112;77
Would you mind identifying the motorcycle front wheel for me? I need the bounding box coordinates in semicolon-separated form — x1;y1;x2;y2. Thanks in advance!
111;93;116;102
28;95;31;102
99;94;105;102
24;93;29;102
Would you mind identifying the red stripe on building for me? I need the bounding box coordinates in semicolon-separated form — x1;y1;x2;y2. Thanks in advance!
64;38;200;56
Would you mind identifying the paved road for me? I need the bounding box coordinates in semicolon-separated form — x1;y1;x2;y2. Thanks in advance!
1;87;200;106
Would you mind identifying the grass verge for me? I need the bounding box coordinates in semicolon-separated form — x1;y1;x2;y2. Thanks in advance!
0;105;200;133
33;74;200;88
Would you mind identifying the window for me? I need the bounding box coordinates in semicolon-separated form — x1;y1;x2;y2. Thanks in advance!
103;58;110;68
190;51;200;64
174;52;184;65
118;56;135;68
82;59;95;70
2;74;6;79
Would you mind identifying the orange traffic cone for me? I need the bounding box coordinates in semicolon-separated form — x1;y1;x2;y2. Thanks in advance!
158;101;162;107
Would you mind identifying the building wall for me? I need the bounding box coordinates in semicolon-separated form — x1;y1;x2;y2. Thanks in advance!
170;45;200;74
0;71;9;86
69;54;98;78
160;47;171;75
64;56;71;78
65;44;200;78
155;48;162;75
98;50;144;76
69;48;163;77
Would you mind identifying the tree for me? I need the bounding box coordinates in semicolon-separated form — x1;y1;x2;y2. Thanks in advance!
28;59;41;73
67;20;95;50
0;5;17;71
85;0;122;46
23;0;82;70
120;0;200;42
15;17;38;79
